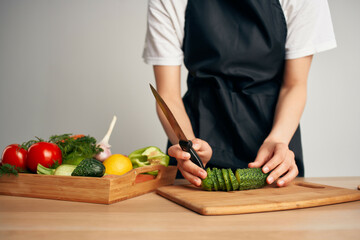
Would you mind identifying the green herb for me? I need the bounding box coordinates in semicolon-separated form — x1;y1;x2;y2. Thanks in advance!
50;160;61;169
49;134;103;165
0;164;20;176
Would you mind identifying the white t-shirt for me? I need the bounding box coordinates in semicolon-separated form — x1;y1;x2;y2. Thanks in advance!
143;0;337;65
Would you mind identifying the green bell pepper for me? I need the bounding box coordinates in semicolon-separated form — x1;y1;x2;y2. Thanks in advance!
129;146;169;176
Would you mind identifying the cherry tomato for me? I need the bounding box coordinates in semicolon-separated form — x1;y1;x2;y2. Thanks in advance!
27;142;62;172
1;144;28;170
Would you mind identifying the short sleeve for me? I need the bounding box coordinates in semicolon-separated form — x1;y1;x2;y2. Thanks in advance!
281;0;337;59
142;0;185;65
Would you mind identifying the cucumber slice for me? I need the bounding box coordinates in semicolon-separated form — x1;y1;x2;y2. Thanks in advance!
212;169;220;189
209;168;219;191
228;169;239;190
202;168;214;191
214;168;225;191
222;168;232;191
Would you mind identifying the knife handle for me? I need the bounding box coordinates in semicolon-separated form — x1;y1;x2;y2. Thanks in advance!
179;140;205;169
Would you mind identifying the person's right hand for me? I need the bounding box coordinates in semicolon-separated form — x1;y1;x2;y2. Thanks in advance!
168;138;212;187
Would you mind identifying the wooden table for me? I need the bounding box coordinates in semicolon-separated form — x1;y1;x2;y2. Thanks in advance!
0;177;359;240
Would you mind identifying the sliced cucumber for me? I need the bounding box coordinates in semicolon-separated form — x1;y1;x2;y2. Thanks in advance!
209;168;219;191
202;168;214;191
202;167;269;191
228;169;239;191
222;168;232;191
214;168;225;191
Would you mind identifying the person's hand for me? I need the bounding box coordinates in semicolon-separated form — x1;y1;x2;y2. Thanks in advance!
248;140;299;187
168;138;212;187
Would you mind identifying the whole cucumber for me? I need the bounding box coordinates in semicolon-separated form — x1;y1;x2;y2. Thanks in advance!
71;158;105;177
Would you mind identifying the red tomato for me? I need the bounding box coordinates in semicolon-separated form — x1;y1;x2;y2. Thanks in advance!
1;144;28;170
27;142;62;172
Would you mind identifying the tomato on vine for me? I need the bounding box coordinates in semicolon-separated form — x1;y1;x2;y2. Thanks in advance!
1;144;28;171
26;142;62;173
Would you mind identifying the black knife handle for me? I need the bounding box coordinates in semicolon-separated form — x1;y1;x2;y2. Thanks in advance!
179;140;205;169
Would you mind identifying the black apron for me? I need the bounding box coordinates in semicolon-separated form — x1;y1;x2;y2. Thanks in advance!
168;0;304;177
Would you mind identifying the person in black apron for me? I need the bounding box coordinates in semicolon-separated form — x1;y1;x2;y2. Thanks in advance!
151;0;314;187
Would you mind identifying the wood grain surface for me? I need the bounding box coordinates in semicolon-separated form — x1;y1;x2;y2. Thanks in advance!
157;180;360;215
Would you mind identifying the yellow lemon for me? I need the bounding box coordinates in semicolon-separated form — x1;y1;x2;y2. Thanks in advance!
103;154;133;176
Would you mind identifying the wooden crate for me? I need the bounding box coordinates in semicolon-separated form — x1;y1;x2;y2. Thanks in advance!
0;165;177;204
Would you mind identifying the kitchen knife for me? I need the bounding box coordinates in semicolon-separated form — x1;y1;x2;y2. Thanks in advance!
149;84;205;169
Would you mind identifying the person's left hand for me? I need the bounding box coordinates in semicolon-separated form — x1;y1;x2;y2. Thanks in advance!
248;140;299;187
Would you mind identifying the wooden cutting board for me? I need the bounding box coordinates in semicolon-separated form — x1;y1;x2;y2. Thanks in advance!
156;180;360;215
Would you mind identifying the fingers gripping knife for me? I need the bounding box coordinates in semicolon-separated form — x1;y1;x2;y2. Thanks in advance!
149;84;205;169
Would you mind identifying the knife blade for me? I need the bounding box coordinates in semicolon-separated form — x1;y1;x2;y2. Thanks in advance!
149;84;205;169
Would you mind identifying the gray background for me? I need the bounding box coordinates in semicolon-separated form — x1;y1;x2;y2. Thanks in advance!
0;0;359;177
